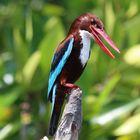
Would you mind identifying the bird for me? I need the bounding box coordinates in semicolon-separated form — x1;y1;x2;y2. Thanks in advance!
47;13;120;136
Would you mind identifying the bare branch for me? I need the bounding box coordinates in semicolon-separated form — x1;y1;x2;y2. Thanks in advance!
55;88;82;140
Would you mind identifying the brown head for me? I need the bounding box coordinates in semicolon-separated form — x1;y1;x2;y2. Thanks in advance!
69;13;104;33
68;13;120;58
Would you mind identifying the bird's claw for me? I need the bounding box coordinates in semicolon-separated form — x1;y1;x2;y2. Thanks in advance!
62;83;79;94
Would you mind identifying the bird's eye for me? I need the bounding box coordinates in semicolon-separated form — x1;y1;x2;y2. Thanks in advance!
91;19;96;25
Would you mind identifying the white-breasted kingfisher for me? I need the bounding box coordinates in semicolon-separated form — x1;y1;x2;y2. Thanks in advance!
47;13;120;136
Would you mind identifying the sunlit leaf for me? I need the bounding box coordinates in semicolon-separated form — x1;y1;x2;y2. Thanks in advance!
124;44;140;67
116;135;138;140
91;98;140;125
114;113;140;136
0;123;20;140
0;124;13;140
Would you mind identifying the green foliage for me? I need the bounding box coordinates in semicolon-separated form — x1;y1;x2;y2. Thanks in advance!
0;0;140;139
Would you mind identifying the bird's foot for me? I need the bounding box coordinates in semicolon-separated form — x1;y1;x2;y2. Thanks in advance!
63;83;79;94
64;83;79;89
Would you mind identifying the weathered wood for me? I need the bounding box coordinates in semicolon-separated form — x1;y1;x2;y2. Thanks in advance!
55;88;82;140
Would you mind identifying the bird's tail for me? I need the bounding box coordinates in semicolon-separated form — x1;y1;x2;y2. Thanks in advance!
48;84;66;136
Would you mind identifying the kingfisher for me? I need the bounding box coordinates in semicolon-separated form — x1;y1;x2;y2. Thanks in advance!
47;13;120;136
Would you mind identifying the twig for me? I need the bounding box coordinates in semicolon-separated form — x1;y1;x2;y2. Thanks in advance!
55;88;82;140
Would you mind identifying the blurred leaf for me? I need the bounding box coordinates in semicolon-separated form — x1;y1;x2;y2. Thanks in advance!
13;28;28;67
0;122;20;140
93;74;121;114
122;72;140;86
124;15;140;45
105;1;115;35
77;63;94;96
0;86;22;107
0;86;22;122
124;44;140;67
126;1;138;18
42;4;64;16
0;124;13;140
0;107;13;123
22;51;41;86
25;9;33;44
39;17;65;74
116;135;139;140
91;98;140;125
114;113;140;136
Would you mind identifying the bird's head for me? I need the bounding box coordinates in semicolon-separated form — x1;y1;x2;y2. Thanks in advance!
69;13;120;58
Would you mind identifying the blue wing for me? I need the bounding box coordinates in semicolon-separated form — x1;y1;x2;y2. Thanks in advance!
48;35;74;100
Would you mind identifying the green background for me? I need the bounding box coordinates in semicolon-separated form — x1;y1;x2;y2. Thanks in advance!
0;0;140;139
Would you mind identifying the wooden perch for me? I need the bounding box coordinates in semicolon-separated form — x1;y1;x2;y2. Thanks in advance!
41;88;82;140
55;88;82;140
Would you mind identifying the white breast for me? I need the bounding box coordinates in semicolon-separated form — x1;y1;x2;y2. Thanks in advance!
79;30;92;66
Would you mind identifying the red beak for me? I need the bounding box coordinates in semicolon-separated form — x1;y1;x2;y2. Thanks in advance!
90;26;120;58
